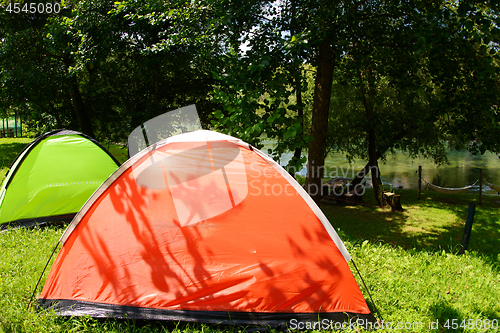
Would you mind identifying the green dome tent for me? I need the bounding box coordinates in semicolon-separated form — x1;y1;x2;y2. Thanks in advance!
0;129;120;230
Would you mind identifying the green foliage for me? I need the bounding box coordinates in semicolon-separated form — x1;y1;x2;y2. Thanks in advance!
1;0;500;200
0;0;223;142
210;0;326;173
329;0;500;161
320;0;500;206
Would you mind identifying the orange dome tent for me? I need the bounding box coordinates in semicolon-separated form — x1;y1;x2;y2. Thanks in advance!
38;130;375;327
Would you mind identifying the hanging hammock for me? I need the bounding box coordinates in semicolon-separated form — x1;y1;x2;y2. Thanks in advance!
423;179;478;194
484;179;500;192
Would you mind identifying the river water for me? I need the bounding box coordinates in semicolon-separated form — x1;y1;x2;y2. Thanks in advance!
268;145;500;195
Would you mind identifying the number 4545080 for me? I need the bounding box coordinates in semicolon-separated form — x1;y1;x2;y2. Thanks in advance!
444;318;498;330
5;2;61;14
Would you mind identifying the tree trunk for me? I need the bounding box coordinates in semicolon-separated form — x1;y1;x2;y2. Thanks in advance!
68;74;95;138
305;40;335;205
371;159;386;207
348;162;372;190
64;55;94;138
288;0;303;180
289;66;304;179
348;127;412;191
368;124;386;207
362;67;386;207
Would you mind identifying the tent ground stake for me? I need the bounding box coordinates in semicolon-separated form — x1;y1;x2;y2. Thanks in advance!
28;242;60;309
351;258;383;322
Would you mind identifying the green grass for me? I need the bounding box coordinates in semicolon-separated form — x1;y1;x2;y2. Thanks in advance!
0;138;32;183
103;142;129;164
324;188;500;255
325;189;500;332
1;138;500;332
347;240;500;332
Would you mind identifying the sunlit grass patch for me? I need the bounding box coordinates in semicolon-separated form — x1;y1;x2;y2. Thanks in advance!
325;188;500;255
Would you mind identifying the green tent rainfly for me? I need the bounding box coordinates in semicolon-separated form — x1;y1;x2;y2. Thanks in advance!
0;129;120;230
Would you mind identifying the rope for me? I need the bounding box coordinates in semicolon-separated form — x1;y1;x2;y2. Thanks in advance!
422;179;478;194
484;179;500;192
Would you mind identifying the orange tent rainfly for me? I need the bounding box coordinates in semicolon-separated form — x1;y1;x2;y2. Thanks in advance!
38;130;375;327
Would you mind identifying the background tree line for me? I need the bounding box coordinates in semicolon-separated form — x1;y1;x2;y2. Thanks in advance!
1;0;499;205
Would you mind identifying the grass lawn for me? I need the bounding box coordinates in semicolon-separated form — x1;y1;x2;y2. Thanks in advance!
325;188;500;332
102;142;129;164
1;138;499;332
324;188;500;255
0;137;32;182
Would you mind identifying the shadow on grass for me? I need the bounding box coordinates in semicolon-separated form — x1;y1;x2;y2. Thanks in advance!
0;140;28;168
0;141;30;169
429;300;464;332
428;300;499;331
106;143;129;164
1;141;32;185
323;188;500;269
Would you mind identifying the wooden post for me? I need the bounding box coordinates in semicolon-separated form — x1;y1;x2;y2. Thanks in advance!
418;166;422;200
479;169;482;205
15;112;18;137
458;203;476;255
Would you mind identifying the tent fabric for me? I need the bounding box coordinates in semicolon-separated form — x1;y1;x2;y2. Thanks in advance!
38;130;374;326
0;130;120;229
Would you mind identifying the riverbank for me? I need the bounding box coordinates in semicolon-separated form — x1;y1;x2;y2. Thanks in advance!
276;145;500;194
3;137;499;194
